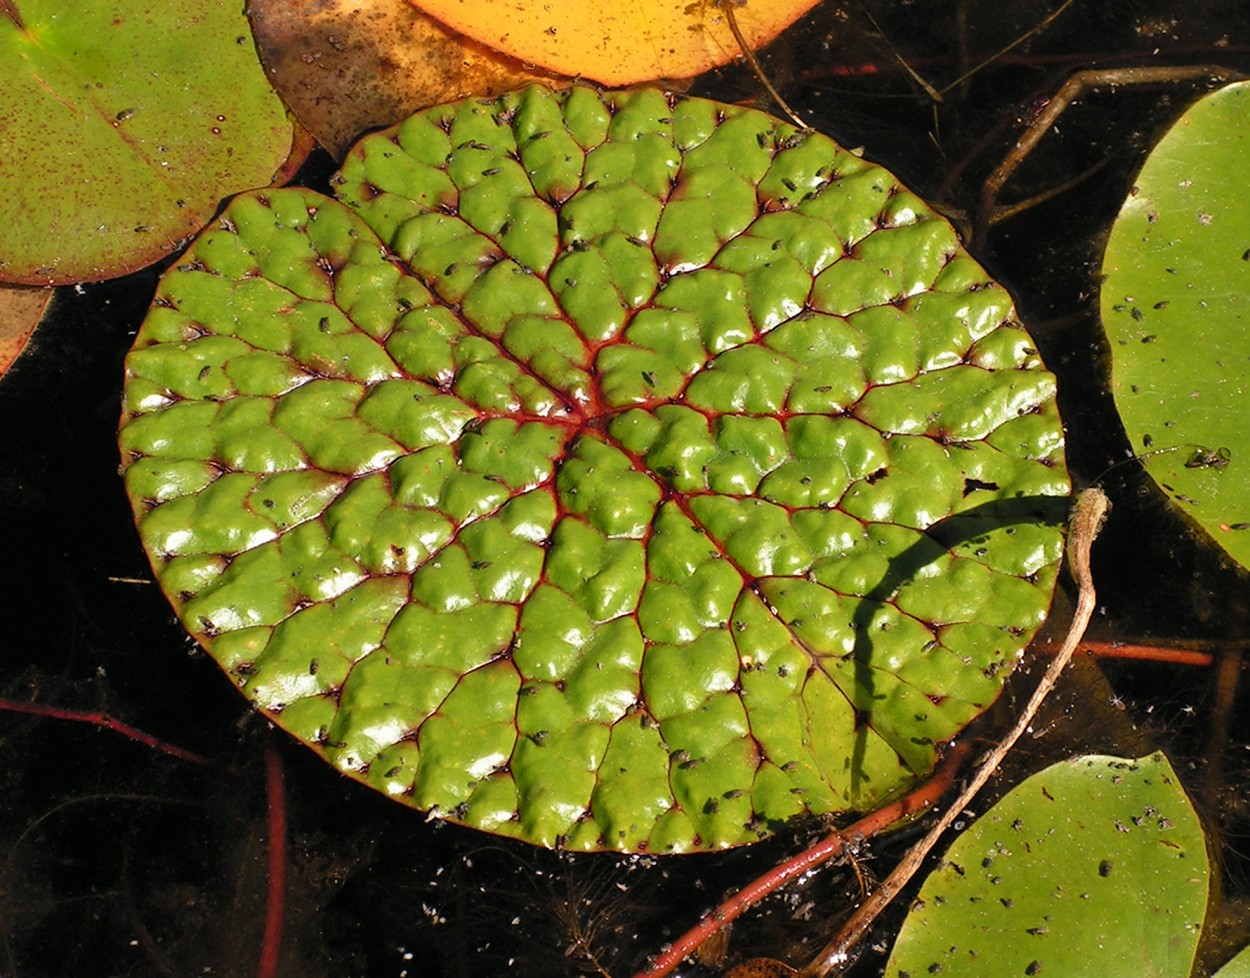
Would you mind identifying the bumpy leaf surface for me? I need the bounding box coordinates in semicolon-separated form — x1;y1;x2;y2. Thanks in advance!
1102;81;1250;572
886;753;1209;978
120;86;1068;852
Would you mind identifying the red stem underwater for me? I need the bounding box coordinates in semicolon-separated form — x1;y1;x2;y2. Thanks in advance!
0;696;220;767
258;732;289;978
633;741;972;978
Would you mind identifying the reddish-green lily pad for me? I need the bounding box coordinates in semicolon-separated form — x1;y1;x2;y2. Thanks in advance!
0;0;293;285
119;86;1068;852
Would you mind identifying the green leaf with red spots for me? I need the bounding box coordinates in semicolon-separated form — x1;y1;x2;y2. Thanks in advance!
0;0;293;285
119;86;1069;852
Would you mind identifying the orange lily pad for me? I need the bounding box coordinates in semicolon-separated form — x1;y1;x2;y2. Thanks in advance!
411;0;820;85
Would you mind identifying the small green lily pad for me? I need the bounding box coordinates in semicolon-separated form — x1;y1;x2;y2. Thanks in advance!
0;0;292;284
1102;81;1250;570
886;752;1209;978
119;86;1069;852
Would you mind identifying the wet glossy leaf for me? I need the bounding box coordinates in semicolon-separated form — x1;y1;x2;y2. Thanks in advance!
249;0;563;159
0;0;294;285
412;0;820;85
886;752;1209;978
119;86;1068;852
1102;81;1250;571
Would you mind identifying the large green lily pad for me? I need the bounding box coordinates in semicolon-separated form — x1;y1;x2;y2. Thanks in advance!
0;0;292;285
886;752;1209;978
1102;81;1250;571
119;86;1068;852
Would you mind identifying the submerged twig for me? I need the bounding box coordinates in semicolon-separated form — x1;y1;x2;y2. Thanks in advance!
976;65;1248;239
858;4;943;103
939;0;1079;97
801;488;1110;977
722;0;810;130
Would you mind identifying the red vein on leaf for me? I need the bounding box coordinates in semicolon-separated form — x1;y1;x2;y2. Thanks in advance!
0;0;23;29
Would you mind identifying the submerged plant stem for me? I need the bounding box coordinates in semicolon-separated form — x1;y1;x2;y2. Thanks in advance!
0;696;221;768
257;734;288;978
1051;639;1214;667
632;742;972;978
801;488;1110;977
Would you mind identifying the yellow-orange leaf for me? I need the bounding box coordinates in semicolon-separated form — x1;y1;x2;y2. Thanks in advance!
411;0;820;85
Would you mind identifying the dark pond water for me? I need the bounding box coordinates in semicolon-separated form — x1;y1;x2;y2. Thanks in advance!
3;1;1250;975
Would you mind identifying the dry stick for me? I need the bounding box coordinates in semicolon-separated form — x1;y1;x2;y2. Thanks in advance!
800;487;1110;978
722;0;810;130
637;490;1109;978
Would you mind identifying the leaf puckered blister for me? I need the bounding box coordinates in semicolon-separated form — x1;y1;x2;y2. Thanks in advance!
120;86;1069;852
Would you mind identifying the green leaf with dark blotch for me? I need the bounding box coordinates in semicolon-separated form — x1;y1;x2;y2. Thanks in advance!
0;0;292;285
1102;80;1250;571
119;86;1069;852
885;752;1209;978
